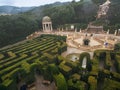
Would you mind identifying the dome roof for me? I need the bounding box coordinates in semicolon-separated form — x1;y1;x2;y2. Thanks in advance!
42;16;51;22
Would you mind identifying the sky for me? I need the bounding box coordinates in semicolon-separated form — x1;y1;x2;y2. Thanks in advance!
0;0;80;7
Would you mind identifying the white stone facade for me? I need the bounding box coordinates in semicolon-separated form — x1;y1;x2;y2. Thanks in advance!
42;16;53;32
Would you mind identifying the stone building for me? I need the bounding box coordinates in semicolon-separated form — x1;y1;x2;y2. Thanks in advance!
42;16;53;32
86;23;104;33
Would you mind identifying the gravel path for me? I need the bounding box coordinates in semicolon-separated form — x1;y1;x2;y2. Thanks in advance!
28;75;56;90
62;47;94;59
35;75;56;90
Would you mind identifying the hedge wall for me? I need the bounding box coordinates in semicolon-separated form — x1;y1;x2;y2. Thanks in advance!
115;55;120;73
54;73;68;90
105;52;112;70
68;79;86;90
103;78;120;90
88;76;97;90
79;52;92;71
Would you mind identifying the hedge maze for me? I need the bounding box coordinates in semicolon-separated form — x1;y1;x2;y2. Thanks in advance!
58;50;120;90
0;34;67;90
93;50;120;90
0;34;120;90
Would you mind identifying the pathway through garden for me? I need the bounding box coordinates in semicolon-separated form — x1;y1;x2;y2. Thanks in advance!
28;75;56;90
110;60;117;72
62;47;94;59
99;60;105;69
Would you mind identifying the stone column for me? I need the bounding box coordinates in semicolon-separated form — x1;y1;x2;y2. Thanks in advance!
45;24;47;31
107;29;109;34
80;28;81;33
49;24;51;31
42;24;44;31
119;29;120;35
51;23;53;31
114;30;117;36
46;24;49;30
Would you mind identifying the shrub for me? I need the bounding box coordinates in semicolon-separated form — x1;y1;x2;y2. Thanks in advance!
83;38;90;46
79;52;90;62
2;79;17;90
21;61;30;73
51;48;58;54
7;51;16;57
21;62;36;84
48;64;59;75
105;52;112;70
0;84;7;90
115;55;120;73
43;53;55;63
88;76;97;90
59;61;72;76
103;78;120;90
90;57;99;76
71;73;81;80
57;55;65;63
94;50;108;59
42;67;53;82
111;72;120;81
58;42;67;55
79;52;91;71
98;69;111;79
68;79;86;90
0;54;4;59
54;73;68;90
114;43;120;51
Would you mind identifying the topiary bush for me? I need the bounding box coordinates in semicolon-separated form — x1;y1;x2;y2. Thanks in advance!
88;76;97;90
83;38;90;46
54;73;68;90
79;52;92;71
114;43;120;51
105;52;112;70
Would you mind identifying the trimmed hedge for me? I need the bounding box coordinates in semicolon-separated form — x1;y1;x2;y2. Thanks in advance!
21;61;30;73
90;57;99;76
7;51;16;57
0;54;4;60
114;43;120;51
103;78;120;90
115;55;120;73
0;84;7;90
0;35;67;89
71;73;81;80
58;42;67;54
48;64;59;75
59;61;72;75
79;52;92;71
68;79;86;90
105;52;112;70
54;73;68;90
43;53;55;62
2;79;17;90
88;76;97;90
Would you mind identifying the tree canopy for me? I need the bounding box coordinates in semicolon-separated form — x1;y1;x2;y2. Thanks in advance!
0;0;120;47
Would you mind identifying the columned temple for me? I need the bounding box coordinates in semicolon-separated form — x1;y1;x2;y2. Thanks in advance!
42;16;53;32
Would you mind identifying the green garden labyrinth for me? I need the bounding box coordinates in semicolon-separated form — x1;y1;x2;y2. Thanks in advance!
0;34;120;90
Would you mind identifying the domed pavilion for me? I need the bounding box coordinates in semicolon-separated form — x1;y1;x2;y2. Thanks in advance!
42;16;53;32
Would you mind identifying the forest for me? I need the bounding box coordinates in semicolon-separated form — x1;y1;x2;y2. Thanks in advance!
0;0;120;48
